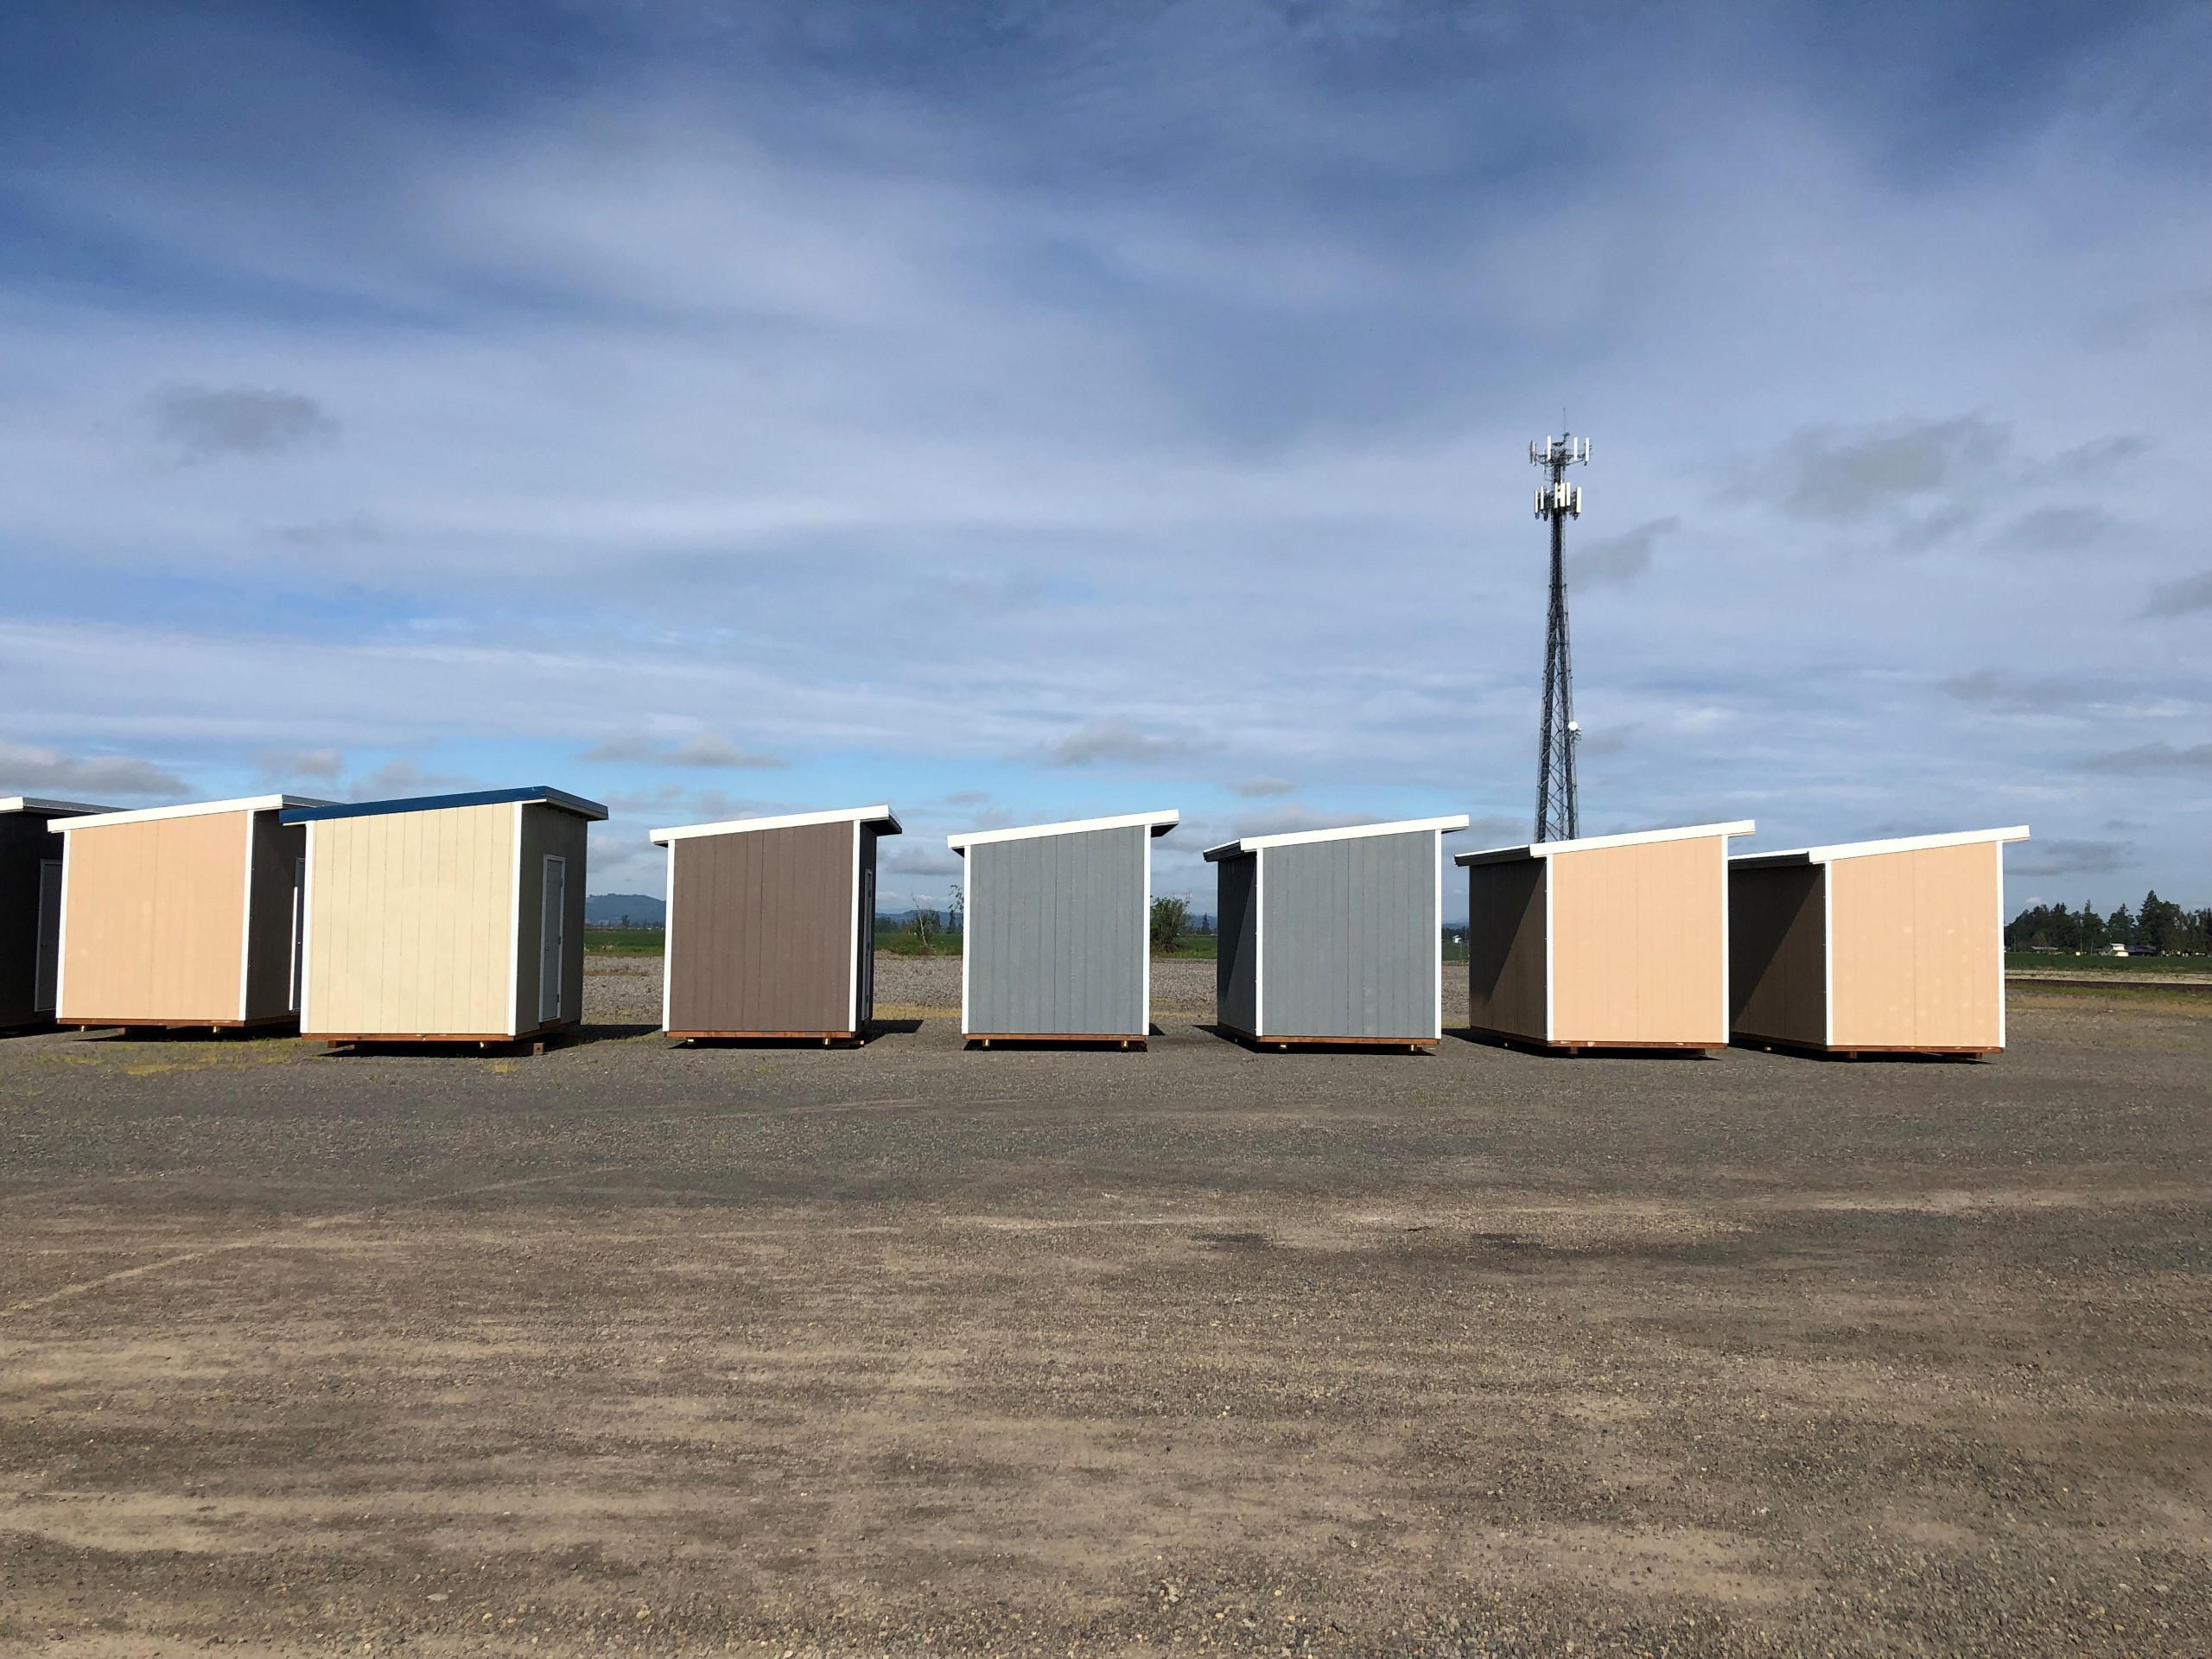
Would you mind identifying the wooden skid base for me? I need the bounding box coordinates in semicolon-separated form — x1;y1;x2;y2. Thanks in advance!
669;1030;863;1046
1468;1027;1721;1057
964;1033;1147;1050
1733;1036;1996;1060
312;1023;577;1052
1221;1025;1435;1053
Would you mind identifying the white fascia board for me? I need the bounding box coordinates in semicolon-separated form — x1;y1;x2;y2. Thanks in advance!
1206;815;1470;860
48;795;337;833
652;804;901;844
0;797;113;817
1732;826;2031;868
948;809;1178;853
1455;820;1756;867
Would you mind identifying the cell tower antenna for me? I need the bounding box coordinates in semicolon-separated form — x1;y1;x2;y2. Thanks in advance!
1529;430;1589;842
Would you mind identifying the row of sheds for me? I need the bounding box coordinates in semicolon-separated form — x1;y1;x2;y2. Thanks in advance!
649;806;2028;1057
1;792;2029;1058
4;788;603;1044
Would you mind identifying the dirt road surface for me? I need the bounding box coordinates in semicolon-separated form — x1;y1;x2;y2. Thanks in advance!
1;970;2207;1656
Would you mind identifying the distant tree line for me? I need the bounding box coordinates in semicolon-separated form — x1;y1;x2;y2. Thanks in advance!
2006;893;2210;956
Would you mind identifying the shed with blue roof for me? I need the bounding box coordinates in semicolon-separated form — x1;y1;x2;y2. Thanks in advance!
282;787;608;1046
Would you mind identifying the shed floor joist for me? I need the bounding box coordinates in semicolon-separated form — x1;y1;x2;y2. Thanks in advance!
668;1029;865;1046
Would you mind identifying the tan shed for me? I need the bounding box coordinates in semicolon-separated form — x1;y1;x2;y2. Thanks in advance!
1;798;111;1031
49;794;330;1031
1457;820;1754;1052
283;786;607;1046
1730;827;2029;1057
649;804;902;1043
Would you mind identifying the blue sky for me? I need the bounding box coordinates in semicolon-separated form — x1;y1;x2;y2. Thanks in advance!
2;2;2206;915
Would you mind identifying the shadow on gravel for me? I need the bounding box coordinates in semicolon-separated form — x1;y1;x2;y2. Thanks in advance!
1728;1038;1987;1064
1196;1023;1434;1056
313;1024;657;1058
73;1024;299;1044
1448;1027;1720;1059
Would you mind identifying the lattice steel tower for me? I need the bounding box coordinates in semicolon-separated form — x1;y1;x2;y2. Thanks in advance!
1530;433;1589;842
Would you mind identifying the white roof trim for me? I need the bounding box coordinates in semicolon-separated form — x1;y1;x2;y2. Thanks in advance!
1205;815;1471;861
48;795;338;833
949;809;1179;852
1732;825;2031;868
1454;819;1757;866
651;804;902;844
0;797;112;817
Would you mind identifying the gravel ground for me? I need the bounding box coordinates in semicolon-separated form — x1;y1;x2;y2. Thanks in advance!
587;954;1441;1026
1;981;2207;1656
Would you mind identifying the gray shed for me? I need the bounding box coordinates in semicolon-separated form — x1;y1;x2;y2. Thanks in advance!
0;798;111;1031
949;809;1179;1047
1205;815;1468;1050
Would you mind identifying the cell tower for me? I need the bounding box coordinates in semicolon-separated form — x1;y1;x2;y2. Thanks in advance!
1529;432;1589;842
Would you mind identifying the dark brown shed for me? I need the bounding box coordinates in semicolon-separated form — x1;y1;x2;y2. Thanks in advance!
0;797;111;1031
651;804;902;1042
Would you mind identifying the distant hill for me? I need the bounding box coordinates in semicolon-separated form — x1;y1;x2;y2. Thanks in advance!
586;893;664;926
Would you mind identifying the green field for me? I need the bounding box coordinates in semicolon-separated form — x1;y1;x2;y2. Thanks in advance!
2006;950;2211;976
582;926;665;956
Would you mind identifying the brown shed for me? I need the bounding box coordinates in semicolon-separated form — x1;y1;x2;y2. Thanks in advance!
0;798;111;1031
651;804;902;1042
1730;826;2029;1057
1457;820;1754;1052
48;794;332;1031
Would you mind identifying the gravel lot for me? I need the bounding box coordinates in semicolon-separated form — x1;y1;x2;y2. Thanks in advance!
588;954;1430;1026
1;979;2207;1656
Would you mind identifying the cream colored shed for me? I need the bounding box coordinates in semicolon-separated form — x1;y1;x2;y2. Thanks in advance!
283;787;607;1046
49;794;331;1031
1457;821;1754;1052
1730;827;2029;1057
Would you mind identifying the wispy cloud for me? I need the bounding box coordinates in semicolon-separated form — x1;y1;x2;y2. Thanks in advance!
1997;505;2116;555
1227;776;1294;798
1044;722;1204;768
349;759;467;800
2144;570;2212;619
581;731;785;768
1568;518;1677;588
0;739;186;798
1764;416;2008;526
2079;741;2212;774
257;747;346;782
152;385;338;462
2012;839;2127;877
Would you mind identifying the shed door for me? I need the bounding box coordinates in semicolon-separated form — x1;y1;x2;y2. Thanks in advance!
33;860;62;1013
539;855;567;1025
856;848;875;1027
289;856;306;1013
